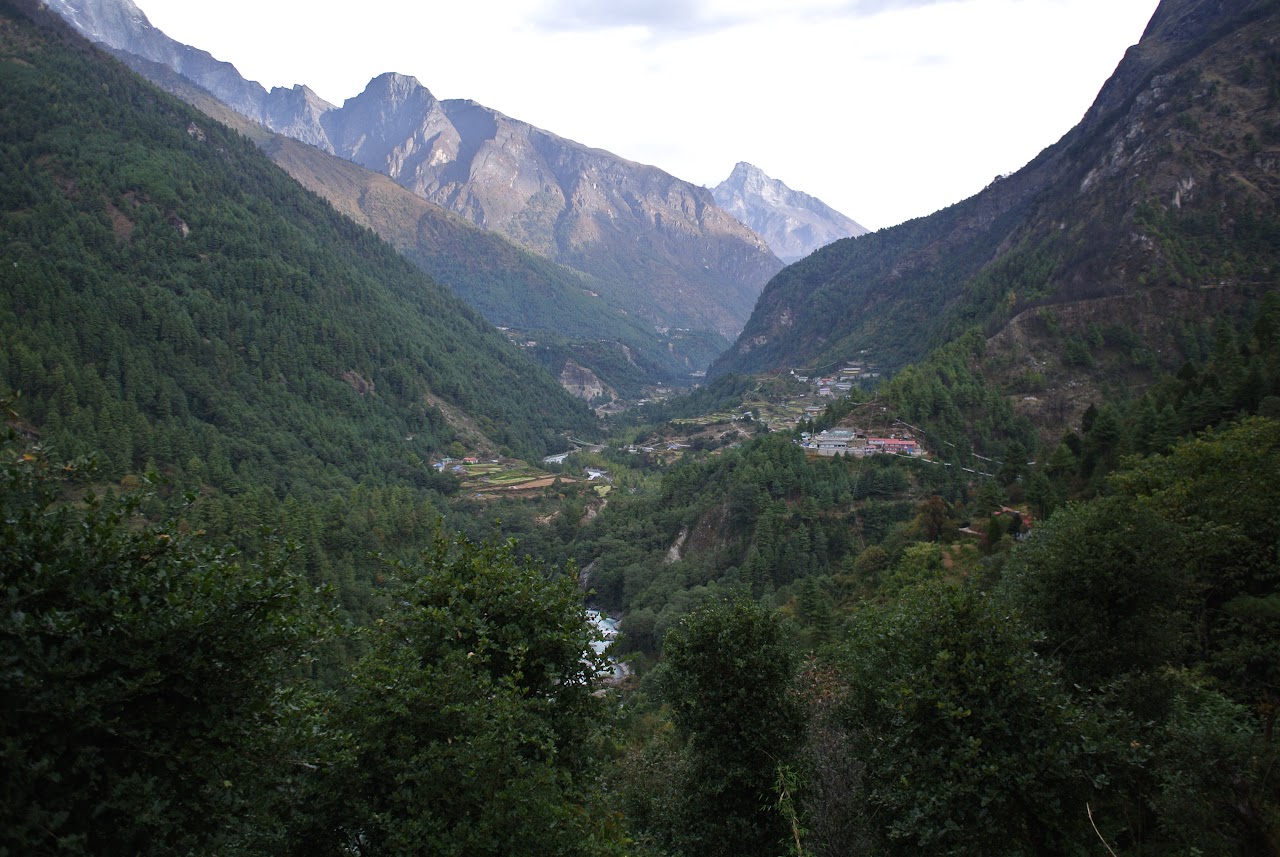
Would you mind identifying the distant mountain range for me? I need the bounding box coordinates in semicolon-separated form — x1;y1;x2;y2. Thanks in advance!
712;0;1280;437
713;162;868;263
44;0;785;356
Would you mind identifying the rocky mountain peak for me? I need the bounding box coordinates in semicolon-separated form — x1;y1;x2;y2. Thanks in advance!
713;161;868;263
357;71;432;105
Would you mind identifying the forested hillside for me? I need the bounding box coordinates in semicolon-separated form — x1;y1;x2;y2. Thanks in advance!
713;0;1280;419
1;4;625;851
0;0;594;490
560;294;1280;853
0;0;603;647
94;51;708;397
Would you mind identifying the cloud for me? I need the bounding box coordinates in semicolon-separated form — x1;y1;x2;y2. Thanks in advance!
531;0;743;36
531;0;963;38
838;0;953;12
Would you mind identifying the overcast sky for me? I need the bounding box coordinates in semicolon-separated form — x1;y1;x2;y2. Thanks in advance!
136;0;1160;230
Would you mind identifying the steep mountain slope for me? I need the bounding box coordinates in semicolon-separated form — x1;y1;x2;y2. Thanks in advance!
41;0;337;140
712;161;869;263
712;0;1280;388
0;0;596;491
44;0;784;346
92;49;708;397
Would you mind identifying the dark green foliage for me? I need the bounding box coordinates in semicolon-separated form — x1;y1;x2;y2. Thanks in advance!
576;432;950;631
998;495;1190;688
880;329;1040;459
1110;417;1280;730
286;531;622;856
1136;675;1278;855
656;599;803;857
994;421;1280;853
833;584;1116;857
0;427;314;855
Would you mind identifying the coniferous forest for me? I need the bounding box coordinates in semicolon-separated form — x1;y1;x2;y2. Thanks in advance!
2;0;1279;854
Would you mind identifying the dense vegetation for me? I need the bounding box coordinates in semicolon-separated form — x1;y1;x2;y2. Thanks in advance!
578;366;1280;856
0;1;593;490
0;425;622;855
0;0;600;636
3;0;1279;854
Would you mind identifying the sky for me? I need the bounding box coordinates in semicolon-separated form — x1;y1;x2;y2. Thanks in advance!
135;0;1161;231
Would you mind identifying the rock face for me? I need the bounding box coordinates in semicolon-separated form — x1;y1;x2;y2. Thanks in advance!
712;162;869;263
313;74;781;338
557;360;613;402
45;0;782;342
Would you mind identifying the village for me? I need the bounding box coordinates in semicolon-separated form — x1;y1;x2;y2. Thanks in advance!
422;355;914;499
791;360;881;399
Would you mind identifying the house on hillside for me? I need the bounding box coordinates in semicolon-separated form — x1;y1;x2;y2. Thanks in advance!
805;429;925;458
867;437;921;456
809;429;868;457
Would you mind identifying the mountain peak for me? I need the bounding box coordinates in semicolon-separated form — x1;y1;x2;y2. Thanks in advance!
713;162;868;263
351;72;432;106
368;71;426;90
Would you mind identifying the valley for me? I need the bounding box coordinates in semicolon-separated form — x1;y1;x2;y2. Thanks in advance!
4;0;1280;854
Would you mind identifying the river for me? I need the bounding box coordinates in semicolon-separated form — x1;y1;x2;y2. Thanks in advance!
586;608;629;682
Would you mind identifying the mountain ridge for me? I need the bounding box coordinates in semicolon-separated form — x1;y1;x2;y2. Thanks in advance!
44;0;783;345
712;161;868;263
81;20;717;395
711;0;1280;402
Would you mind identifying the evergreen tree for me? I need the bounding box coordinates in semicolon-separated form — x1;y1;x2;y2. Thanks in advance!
287;532;621;856
658;598;803;857
0;427;315;855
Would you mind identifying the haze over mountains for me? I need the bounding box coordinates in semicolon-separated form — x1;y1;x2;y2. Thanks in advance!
713;162;869;263
45;0;795;354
